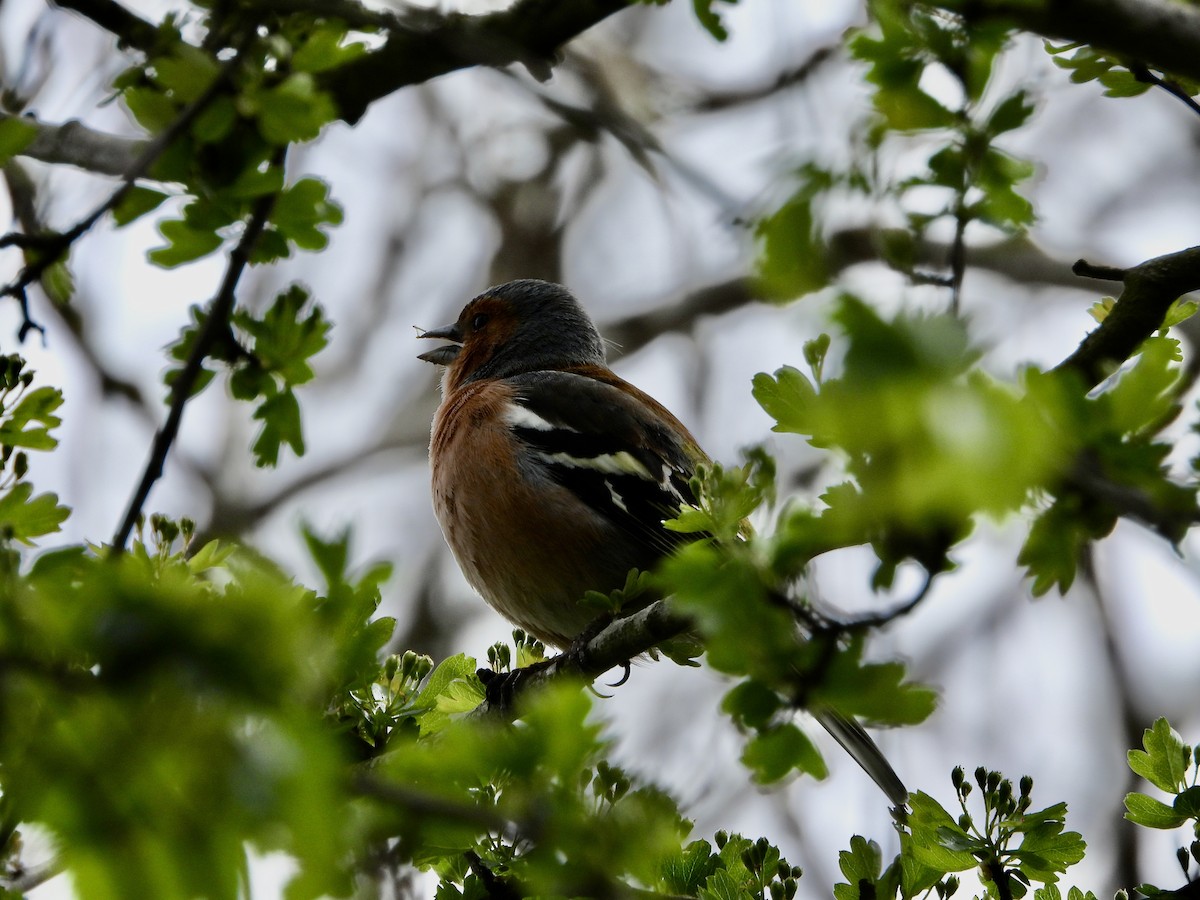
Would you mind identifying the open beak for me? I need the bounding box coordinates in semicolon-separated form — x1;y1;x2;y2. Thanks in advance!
417;322;463;365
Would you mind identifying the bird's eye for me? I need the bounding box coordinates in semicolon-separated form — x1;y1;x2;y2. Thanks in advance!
471;313;490;330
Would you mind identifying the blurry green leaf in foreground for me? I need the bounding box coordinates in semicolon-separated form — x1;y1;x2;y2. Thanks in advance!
0;541;371;900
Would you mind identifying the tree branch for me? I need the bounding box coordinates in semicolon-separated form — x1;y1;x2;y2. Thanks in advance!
110;182;279;551
1054;245;1200;387
944;0;1200;86
0;855;65;894
469;599;692;721
321;0;635;124
0;112;147;177
50;0;159;53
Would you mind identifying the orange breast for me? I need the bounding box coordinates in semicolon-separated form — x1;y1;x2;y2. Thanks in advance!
429;380;641;647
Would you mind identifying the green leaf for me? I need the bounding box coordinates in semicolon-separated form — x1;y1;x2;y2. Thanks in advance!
805;637;937;726
973;148;1035;231
227;161;285;199
150;45;220;103
751;366;817;435
123;84;178;133
1163;298;1199;330
291;26;367;73
251;388;304;467
191;96;237;143
742;722;827;783
0;385;63;450
234;285;331;387
661;840;721;895
755;191;830;300
985;90;1035;136
1123;792;1187;829
1015;824;1086;881
720;680;782;731
0;115;38;166
270;178;343;252
0;482;71;541
1128;717;1189;793
1174;785;1200;819
837;835;882;892
691;0;739;41
1019;497;1108;596
906;792;978;873
1101;337;1181;435
255;74;337;145
149;218;224;267
112;186;170;227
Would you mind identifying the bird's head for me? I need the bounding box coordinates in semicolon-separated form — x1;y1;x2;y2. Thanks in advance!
418;280;607;392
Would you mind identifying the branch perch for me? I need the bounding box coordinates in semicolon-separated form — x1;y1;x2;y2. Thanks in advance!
469;599;692;721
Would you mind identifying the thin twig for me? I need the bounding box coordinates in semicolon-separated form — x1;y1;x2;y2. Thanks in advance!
821;571;936;631
1072;258;1126;282
949;197;969;315
110;180;279;551
1131;62;1200;119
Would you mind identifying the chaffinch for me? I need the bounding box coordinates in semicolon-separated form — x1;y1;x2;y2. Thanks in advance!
419;279;907;807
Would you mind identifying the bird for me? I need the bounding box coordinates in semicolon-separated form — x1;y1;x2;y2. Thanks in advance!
418;278;908;808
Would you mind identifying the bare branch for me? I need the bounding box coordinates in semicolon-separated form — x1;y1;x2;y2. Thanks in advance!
947;0;1200;86
49;0;158;53
0;112;147;177
0;855;65;894
321;0;635;124
1055;244;1200;386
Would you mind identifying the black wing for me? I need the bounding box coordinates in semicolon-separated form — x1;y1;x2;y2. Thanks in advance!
504;370;703;557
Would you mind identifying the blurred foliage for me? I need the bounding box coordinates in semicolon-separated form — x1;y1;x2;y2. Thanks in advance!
3;0;1200;896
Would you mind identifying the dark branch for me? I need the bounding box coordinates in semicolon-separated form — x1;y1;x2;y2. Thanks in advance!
50;0;159;52
947;0;1200;86
321;0;635;124
469;599;692;721
817;572;935;631
1072;258;1125;282
1054;244;1200;387
1131;63;1200;119
110;182;279;551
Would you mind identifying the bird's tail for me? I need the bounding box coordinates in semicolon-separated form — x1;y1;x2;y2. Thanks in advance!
814;707;909;811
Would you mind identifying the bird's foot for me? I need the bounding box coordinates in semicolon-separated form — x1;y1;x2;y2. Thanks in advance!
477;660;551;708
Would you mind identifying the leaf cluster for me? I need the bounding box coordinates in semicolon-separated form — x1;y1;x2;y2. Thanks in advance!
165;284;331;466
0;355;69;543
757;1;1036;302
1123;718;1200;895
838;767;1087;900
